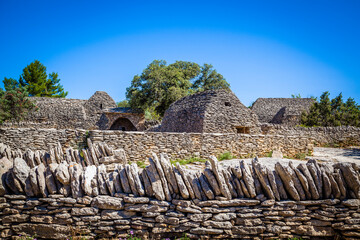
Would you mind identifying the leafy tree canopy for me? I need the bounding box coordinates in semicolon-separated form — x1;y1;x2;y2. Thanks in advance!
0;81;37;124
126;60;230;117
4;60;68;98
301;91;360;127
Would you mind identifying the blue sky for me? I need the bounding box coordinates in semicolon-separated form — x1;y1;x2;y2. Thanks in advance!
1;0;359;106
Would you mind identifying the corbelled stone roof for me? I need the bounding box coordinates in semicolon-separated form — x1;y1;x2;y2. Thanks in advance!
251;98;315;125
160;89;260;133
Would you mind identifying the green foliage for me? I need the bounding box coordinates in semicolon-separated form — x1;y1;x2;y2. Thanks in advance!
0;83;37;124
218;151;234;161
301;91;360;127
18;234;37;240
291;93;301;98
136;161;147;168
265;151;273;157
170;157;207;166
126;60;230;117
117;100;130;107
4;60;68;98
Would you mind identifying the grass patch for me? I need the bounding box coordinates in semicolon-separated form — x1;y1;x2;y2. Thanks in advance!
218;151;234;161
136;161;147;168
170;157;207;166
265;151;273;158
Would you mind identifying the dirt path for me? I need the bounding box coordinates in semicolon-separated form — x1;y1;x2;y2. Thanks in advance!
306;147;360;163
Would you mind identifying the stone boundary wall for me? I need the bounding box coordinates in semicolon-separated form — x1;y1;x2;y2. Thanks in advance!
0;128;314;161
1;195;359;239
262;125;360;147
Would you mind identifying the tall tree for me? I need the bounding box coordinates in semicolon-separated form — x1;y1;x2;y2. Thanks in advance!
126;60;230;117
301;91;360;127
19;60;68;97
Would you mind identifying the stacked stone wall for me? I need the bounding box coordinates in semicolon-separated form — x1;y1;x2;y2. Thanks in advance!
262;125;360;147
0;128;313;161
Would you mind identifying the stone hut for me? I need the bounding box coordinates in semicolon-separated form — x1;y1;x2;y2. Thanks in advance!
98;107;145;131
251;98;315;126
159;90;261;134
7;91;144;131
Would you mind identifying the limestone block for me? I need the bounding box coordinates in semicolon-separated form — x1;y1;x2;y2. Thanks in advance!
82;165;98;197
92;196;124;210
209;156;231;200
69;162;83;198
117;164;131;194
240;160;256;198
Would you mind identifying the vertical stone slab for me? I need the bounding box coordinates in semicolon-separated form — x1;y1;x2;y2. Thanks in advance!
240;160;256;198
204;167;221;196
151;153;172;201
252;158;275;200
176;163;196;200
125;164;138;196
69;162;84;198
146;163;166;201
275;162;300;201
298;163;319;200
130;163;145;197
97;164;109;195
198;172;215;200
209;156;232;200
159;153;179;194
82;165;99;197
117;165;131;194
36;163;48;197
173;166;190;199
141;169;154;197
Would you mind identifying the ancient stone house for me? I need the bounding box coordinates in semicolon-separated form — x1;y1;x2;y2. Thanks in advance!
12;91;145;130
251;98;315;126
159;89;261;134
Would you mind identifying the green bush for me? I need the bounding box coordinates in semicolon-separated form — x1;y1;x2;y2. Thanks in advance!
218;151;234;161
170;157;207;166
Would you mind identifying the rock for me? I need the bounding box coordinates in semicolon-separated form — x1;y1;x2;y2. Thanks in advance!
125;204;168;212
71;207;99;216
240;179;251;198
321;168;332;199
212;213;236;221
55;162;70;185
87;139;99;166
334;169;347;199
322;165;341;199
203;220;232;229
288;162;306;200
105;171;116;196
307;160;323;198
12;223;70;239
29;167;40;196
24;149;36;168
252;158;275;200
189;213;212;222
240;160;256;198
173;166;190;199
232;226;266;235
233;177;244;198
112;168;122;193
196;173;214;200
187;171;203;200
275;162;300;201
82;149;93;166
36;163;48;197
124;164;138;196
293;167;311;200
159;153;179;194
45;166;58;195
176;163;196;199
5;171;22;194
130;163;145;196
190;227;223;235
82;165;99;197
145;162;165;201
92;196;124;210
13;157;30;187
97;164;109;195
335;162;360;198
141;169;154;197
271;169;287;200
0;157;12;196
113;148;127;165
209;156;231;199
117;165;131;194
272;150;283;159
101;210;136;220
151;153;172;201
293;225;334;237
222;168;238;198
204;167;221;196
298;163;319;200
69;162;83;198
231;164;243;179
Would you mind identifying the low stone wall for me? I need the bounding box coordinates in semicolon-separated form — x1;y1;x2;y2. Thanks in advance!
1;195;359;239
262;125;360;147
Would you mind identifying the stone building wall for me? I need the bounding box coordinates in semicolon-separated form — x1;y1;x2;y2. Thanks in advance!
160;90;261;134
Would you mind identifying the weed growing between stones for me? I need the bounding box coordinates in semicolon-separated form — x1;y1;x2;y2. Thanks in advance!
218;151;234;161
265;150;273;157
170;157;207;165
18;234;37;240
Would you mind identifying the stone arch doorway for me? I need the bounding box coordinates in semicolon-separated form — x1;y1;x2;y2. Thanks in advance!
110;117;137;131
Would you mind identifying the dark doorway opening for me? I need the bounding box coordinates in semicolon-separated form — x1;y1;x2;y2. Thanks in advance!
110;118;137;131
236;126;250;134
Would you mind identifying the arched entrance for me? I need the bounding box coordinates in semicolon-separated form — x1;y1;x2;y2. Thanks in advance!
110;117;137;131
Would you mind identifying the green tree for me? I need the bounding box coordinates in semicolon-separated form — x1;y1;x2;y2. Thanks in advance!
18;60;68;97
301;91;360;127
291;93;301;98
0;83;37;124
117;100;130;107
126;60;230;117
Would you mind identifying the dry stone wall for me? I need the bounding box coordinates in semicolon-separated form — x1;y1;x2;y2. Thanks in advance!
1;143;360;239
0;128;314;161
262;125;360;147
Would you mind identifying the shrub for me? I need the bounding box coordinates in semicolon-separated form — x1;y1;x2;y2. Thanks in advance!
218;151;234;161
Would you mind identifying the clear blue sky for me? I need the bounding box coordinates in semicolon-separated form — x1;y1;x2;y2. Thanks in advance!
1;0;359;106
